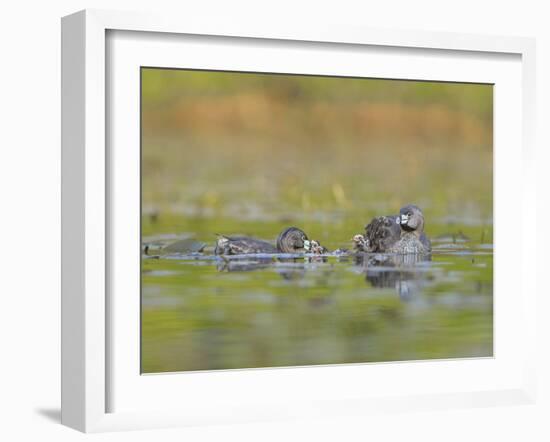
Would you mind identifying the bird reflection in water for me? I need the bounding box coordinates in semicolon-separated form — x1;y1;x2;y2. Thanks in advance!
215;254;328;276
214;251;431;302
354;253;431;301
215;256;274;273
216;255;335;308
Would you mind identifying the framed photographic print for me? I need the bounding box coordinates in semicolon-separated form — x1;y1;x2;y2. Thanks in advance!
61;9;537;432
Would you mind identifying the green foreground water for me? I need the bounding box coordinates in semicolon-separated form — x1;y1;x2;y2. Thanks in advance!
141;215;493;373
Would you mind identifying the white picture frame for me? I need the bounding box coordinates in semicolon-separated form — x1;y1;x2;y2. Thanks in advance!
61;9;537;433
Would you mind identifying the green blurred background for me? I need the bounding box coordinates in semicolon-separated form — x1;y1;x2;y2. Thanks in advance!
141;68;493;373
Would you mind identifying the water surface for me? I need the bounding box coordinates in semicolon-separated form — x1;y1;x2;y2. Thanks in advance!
141;219;493;373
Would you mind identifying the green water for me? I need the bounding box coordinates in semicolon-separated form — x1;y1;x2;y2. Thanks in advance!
141;216;493;373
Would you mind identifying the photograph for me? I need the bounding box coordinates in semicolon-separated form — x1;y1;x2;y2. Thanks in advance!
140;68;493;374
